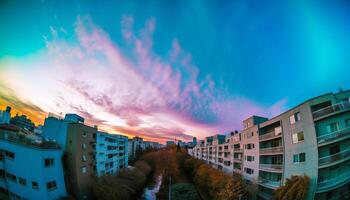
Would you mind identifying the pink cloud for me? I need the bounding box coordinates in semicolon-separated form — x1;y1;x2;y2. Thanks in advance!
0;15;288;143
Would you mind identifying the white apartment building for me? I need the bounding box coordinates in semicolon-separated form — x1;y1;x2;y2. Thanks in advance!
189;90;350;200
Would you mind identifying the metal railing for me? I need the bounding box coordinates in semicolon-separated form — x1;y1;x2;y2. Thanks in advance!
259;130;282;141
233;148;243;152
317;127;350;144
312;101;350;119
259;163;283;171
260;146;283;154
319;148;350;166
258;177;281;188
317;170;350;191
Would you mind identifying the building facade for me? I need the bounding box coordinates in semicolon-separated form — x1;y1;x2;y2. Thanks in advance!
0;106;11;124
10;114;35;132
95;131;128;177
0;124;67;200
189;90;350;200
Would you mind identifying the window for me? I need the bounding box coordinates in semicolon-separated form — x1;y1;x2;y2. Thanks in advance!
346;119;350;127
82;155;87;162
245;144;255;149
46;181;57;190
0;169;5;179
293;153;306;163
44;158;54;167
32;181;39;189
82;143;87;150
246;156;254;162
4;150;15;159
6;172;17;183
19;177;27;186
82;131;87;138
327;122;339;133
275;126;282;135
292;132;304;144
244;168;254;174
290;112;301;124
81;167;87;173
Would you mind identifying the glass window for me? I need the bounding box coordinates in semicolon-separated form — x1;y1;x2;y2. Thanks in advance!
293;153;306;163
44;158;54;167
81;167;87;173
82;155;87;162
292;132;304;144
19;177;27;186
6;172;16;182
327;122;339;133
82;131;87;138
345;119;350;127
46;181;57;190
300;153;306;162
289;115;296;124
82;143;87;149
32;181;39;189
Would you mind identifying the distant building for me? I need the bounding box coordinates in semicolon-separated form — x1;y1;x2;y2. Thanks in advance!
0;124;67;200
10;114;35;132
95;131;128;177
166;141;175;146
128;136;144;159
0;106;11;124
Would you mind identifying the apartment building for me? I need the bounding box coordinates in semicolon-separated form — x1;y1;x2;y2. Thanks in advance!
0;124;67;200
95;131;128;177
0;106;11;124
189;89;350;200
42;113;129;199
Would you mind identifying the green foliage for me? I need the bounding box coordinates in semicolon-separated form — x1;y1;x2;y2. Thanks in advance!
274;175;310;200
172;183;200;200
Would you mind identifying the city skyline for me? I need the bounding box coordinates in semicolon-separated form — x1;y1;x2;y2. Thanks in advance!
1;1;350;143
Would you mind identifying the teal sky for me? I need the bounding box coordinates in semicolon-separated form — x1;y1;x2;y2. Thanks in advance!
0;1;349;141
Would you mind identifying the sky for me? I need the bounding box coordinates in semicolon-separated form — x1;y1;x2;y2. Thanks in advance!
0;1;350;143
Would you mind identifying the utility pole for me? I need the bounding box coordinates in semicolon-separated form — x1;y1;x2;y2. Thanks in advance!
168;174;172;200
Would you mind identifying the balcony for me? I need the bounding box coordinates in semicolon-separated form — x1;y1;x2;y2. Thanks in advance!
317;127;350;146
319;148;350;167
317;170;350;192
233;157;242;162
260;146;283;155
258;177;281;188
259;164;283;172
312;102;350;121
259;130;282;142
327;189;350;200
233;148;243;152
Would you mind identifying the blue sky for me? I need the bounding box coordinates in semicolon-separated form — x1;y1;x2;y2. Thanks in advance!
0;1;350;142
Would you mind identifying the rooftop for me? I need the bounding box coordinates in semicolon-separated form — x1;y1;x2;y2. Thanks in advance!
0;125;61;150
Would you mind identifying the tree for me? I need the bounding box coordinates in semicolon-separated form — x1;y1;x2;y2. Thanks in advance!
274;175;310;200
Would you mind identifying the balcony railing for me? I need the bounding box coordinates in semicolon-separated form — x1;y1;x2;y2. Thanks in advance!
327;189;350;200
233;157;242;162
317;170;350;191
312;101;350;120
319;148;350;166
317;127;350;144
259;130;282;141
260;146;283;154
259;164;283;171
258;177;281;188
233;148;243;152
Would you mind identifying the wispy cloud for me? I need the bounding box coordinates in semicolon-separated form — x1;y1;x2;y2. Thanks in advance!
0;15;287;143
